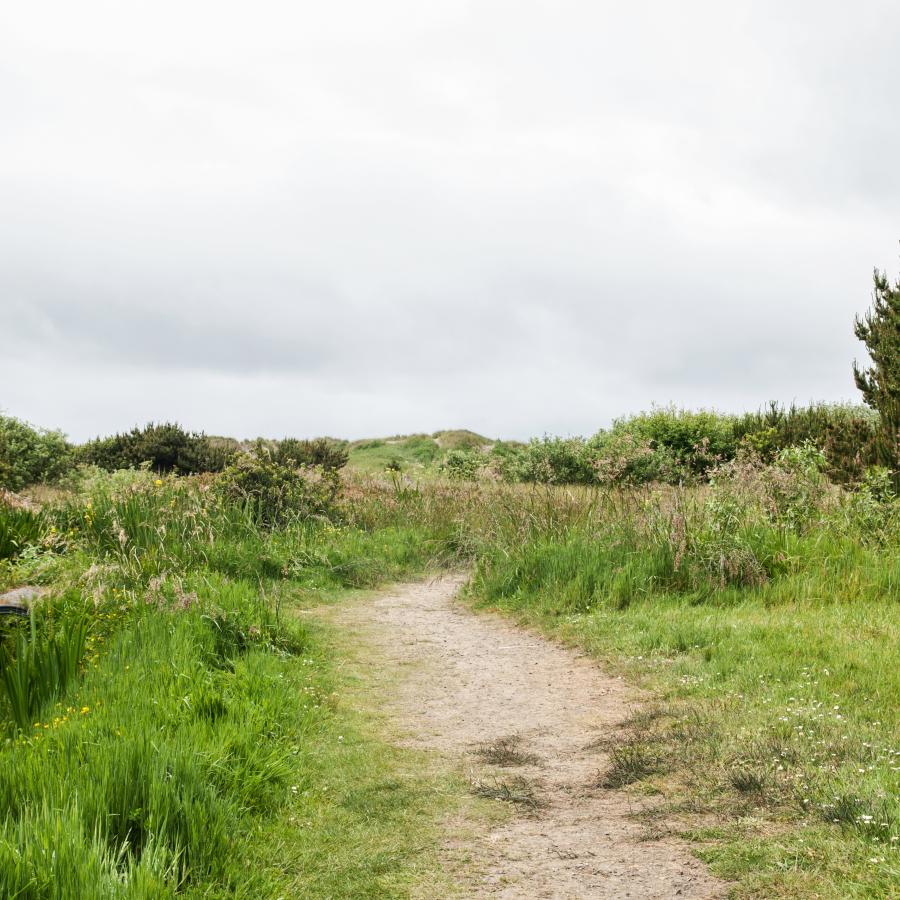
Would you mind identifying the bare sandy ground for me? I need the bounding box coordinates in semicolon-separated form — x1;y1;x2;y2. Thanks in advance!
326;573;724;899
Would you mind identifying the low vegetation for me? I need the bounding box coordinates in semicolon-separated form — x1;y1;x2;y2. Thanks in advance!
0;414;71;491
0;263;895;896
1;436;897;895
0;464;466;896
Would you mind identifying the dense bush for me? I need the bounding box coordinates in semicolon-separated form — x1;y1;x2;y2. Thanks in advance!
78;422;232;474
589;431;658;485
216;452;340;527
514;437;597;484
274;437;349;471
733;402;880;484
443;405;887;489
441;448;483;480
596;407;737;480
0;414;72;490
486;441;527;481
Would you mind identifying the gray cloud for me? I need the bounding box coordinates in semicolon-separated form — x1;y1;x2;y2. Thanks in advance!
1;1;898;441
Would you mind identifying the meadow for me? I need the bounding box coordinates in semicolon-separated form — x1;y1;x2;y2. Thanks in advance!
0;407;897;897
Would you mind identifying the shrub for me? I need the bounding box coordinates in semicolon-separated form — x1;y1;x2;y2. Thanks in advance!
842;467;899;545
441;449;483;480
591;431;672;485
0;414;72;490
594;407;738;482
60;463;159;497
485;442;526;482
733;402;880;485
274;437;349;471
665;483;770;590
215;453;340;527
767;442;830;529
516;437;597;484
78;422;231;474
659;446;832;590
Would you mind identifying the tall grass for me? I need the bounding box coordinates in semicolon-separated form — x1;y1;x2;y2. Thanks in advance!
0;504;45;560
1;453;896;896
0;470;468;896
340;462;899;894
0;613;88;731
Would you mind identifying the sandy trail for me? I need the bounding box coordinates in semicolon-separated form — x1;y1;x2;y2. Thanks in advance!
327;574;723;899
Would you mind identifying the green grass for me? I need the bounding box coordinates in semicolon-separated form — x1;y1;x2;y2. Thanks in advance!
0;475;474;897
0;573;466;897
468;529;900;897
348;435;442;475
1;457;897;897
347;431;490;475
336;468;899;894
0;504;45;561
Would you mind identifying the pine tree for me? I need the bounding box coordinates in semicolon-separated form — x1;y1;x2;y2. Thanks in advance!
853;264;900;477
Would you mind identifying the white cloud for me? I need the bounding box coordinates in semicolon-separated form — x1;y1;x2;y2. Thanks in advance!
1;0;897;440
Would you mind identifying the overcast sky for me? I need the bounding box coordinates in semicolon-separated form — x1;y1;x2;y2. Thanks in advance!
2;1;898;442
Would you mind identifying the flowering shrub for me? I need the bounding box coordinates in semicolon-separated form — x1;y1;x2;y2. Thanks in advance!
591;432;659;485
598;407;736;480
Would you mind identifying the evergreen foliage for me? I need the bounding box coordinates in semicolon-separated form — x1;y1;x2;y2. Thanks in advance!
273;437;349;472
78;422;231;474
853;265;900;477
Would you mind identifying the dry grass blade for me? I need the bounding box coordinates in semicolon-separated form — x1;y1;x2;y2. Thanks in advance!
474;734;539;767
471;776;544;811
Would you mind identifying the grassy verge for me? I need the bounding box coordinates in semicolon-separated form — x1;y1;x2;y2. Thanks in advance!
1;454;897;896
0;472;467;897
466;521;899;896
330;467;899;895
0;579;467;897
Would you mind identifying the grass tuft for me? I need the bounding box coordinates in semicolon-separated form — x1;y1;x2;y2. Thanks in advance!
600;743;664;788
471;776;544;811
474;734;540;767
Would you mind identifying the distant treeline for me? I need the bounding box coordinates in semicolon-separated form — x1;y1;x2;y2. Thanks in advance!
443;403;890;486
0;403;893;492
0;419;349;491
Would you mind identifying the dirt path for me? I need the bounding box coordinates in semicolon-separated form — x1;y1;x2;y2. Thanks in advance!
326;574;723;899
